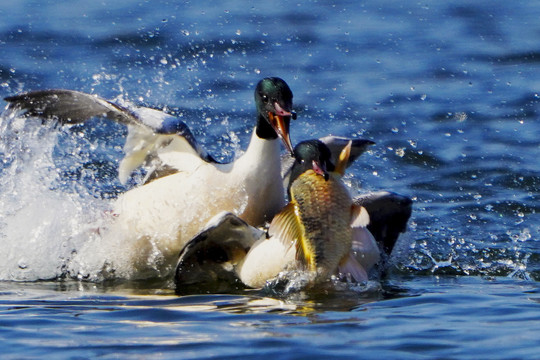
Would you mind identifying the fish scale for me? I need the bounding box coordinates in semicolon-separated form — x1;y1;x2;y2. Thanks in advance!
290;169;353;277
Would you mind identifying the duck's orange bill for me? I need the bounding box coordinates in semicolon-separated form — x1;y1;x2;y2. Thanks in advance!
268;111;294;156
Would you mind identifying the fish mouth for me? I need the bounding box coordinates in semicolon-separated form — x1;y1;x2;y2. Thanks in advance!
268;101;294;155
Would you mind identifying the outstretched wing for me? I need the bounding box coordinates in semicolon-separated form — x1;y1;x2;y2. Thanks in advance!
4;89;215;183
4;89;138;125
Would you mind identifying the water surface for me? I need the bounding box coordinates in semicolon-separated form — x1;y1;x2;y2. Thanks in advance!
0;0;539;358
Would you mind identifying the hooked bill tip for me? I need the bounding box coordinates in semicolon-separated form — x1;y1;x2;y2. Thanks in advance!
273;101;293;117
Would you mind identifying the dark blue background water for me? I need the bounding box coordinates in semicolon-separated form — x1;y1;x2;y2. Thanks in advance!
1;1;539;359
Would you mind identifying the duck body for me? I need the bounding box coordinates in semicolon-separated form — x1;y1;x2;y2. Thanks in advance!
4;77;296;280
105;131;285;275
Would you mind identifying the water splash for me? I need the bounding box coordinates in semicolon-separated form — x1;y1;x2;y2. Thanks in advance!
0;111;108;281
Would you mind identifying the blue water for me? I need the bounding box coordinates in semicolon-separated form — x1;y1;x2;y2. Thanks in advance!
1;0;539;358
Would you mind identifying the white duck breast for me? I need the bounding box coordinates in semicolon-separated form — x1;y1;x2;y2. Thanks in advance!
4;77;296;279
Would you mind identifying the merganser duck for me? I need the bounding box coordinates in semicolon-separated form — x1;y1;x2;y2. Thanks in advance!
4;77;298;279
175;140;410;292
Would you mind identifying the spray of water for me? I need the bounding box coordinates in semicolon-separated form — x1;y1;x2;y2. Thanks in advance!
0;111;112;281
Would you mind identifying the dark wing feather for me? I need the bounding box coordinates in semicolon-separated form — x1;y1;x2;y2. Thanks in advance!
4;89;139;125
354;191;413;256
318;136;375;167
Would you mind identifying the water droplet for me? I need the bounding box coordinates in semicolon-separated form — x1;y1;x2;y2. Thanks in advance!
455;112;467;122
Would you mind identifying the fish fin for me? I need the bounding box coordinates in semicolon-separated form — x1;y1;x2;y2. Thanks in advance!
268;202;302;247
338;253;368;283
351;226;381;271
351;205;370;228
334;140;352;176
268;202;311;267
350;205;380;271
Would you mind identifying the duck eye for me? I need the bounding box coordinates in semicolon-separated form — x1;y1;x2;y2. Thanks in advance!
261;94;269;103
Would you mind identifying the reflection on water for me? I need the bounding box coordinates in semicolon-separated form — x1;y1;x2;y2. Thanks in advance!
1;1;540;283
1;277;538;359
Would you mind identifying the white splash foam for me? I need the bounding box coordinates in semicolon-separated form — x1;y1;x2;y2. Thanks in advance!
0;109;195;282
0;113;112;281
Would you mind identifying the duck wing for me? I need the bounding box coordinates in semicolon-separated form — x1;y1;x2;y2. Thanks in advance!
4;89;136;125
175;212;264;293
354;191;413;256
319;136;375;167
4;89;215;184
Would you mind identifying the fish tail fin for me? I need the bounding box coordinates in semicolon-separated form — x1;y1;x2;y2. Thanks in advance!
338;253;368;283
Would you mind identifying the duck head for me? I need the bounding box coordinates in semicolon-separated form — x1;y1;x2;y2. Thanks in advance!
255;77;296;155
287;139;334;200
292;140;334;178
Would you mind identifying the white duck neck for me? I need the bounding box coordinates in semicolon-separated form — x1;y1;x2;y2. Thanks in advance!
233;128;285;225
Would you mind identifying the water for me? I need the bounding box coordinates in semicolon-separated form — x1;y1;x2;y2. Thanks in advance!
1;0;539;358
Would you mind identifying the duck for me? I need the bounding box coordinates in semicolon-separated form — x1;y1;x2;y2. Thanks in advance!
4;77;298;279
175;139;410;292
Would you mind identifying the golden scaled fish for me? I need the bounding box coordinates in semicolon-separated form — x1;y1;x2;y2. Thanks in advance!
265;141;377;285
